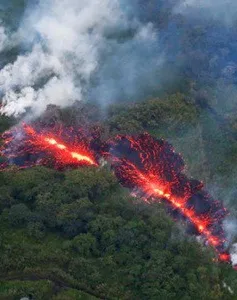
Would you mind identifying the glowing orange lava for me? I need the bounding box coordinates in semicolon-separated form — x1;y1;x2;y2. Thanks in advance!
218;253;231;262
121;162;224;249
23;125;98;166
0;124;98;169
107;133;230;262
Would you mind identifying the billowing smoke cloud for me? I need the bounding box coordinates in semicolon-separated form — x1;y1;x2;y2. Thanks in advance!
0;0;162;117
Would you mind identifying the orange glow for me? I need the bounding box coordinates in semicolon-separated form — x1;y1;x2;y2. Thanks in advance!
218;253;231;262
45;138;67;150
71;151;96;165
42;137;96;164
148;177;226;254
141;173;222;248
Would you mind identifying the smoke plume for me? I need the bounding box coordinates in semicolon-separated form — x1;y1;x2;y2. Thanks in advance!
0;0;162;117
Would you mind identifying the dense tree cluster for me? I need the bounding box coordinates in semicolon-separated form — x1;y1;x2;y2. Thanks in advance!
0;166;235;299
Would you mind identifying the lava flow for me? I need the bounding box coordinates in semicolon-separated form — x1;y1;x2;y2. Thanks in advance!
104;133;230;262
0;125;231;263
0;123;98;169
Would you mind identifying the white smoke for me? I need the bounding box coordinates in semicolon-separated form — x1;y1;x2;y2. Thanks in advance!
223;282;234;295
223;219;237;268
0;44;78;116
223;218;237;245
230;243;237;266
0;0;160;118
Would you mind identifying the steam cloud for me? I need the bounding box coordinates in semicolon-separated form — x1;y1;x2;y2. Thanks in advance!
0;0;162;117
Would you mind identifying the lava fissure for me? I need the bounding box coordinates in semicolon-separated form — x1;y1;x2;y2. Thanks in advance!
0;124;98;169
105;133;230;262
